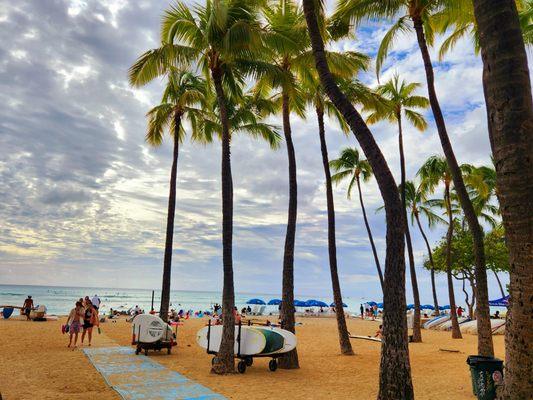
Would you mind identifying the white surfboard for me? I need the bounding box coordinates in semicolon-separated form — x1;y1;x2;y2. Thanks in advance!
436;317;468;331
132;314;172;343
459;320;478;333
196;325;266;355
423;315;446;329
254;327;296;355
350;335;382;343
426;316;451;329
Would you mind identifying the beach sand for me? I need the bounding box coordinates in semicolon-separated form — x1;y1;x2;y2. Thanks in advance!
0;315;505;399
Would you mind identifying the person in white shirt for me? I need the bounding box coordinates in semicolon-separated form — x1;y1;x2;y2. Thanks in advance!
91;295;101;310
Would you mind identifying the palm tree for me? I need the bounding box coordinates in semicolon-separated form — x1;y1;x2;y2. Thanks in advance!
302;1;413;398
330;148;384;290
259;0;368;359
129;58;207;321
366;74;429;342
156;0;268;374
403;180;445;315
418;156;462;339
334;0;494;357
432;0;532;60
470;2;532;392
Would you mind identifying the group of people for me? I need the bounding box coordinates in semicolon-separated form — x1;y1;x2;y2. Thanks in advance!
65;295;100;349
360;304;380;320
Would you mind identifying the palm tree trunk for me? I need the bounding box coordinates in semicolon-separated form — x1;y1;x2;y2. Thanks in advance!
493;270;505;298
159;113;181;323
415;213;439;315
397;113;422;342
445;186;462;339
356;176;384;291
303;2;413;398
211;65;235;374
471;1;533;395
317;106;353;355
278;92;299;369
412;16;492;356
461;275;473;319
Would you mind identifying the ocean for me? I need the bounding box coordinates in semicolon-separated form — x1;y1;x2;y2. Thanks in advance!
0;284;370;315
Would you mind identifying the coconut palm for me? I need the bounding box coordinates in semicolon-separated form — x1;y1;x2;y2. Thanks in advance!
432;0;532;60
403;180;445;315
134;70;207;322
302;1;413;397
259;0;369;359
330;148;384;290
366;74;429;342
153;0;269;373
471;1;533;394
418;156;462;339
334;0;494;357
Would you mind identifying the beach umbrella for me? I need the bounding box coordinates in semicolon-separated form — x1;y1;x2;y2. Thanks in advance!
267;299;282;305
488;295;509;307
366;301;377;307
306;300;328;307
294;300;308;307
421;304;435;310
439;305;451;310
246;298;266;305
406;304;415;310
377;303;384;308
330;302;348;308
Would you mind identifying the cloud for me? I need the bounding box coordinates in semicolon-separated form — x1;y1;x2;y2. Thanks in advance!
0;1;509;303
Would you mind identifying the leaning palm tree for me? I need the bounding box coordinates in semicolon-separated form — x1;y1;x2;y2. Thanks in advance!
155;0;269;373
259;0;369;359
302;1;413;398
418;156;462;339
403;180;445;315
366;74;429;342
334;0;494;357
330;148;384;290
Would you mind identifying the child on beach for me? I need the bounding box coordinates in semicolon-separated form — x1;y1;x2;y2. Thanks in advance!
374;325;383;339
67;301;84;349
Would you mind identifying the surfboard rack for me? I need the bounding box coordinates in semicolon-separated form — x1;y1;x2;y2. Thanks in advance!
206;320;282;374
133;320;177;356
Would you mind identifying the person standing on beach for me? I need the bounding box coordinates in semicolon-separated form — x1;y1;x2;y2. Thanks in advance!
81;299;98;346
22;296;33;320
91;294;101;310
360;304;364;319
67;301;84;349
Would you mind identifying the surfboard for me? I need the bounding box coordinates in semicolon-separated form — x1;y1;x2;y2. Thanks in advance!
196;325;267;355
350;335;382;343
426;316;451;329
436;317;468;331
132;314;173;344
255;327;297;355
2;307;14;319
459;320;478;333
423;315;447;329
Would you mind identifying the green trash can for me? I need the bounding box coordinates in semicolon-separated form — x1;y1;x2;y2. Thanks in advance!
466;355;504;400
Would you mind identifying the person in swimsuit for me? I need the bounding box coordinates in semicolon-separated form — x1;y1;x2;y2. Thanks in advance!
67;301;84;349
22;296;34;320
81;299;98;346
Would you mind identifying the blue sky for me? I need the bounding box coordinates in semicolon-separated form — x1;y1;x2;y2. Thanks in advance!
0;0;516;303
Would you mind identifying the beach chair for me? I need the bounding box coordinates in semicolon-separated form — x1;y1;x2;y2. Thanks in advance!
255;306;266;316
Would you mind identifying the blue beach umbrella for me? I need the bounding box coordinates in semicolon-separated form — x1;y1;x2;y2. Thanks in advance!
366;301;377;307
246;298;266;305
330;302;348;308
267;299;282;305
294;300;308;307
421;304;435;310
377;303;384;308
406;304;415;310
306;300;328;307
439;305;451;310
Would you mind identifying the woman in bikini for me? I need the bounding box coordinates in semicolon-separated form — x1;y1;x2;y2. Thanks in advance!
67;301;84;349
81;299;99;346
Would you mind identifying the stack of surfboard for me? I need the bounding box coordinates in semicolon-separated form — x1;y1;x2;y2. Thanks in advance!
423;315;451;329
132;314;174;344
196;325;296;356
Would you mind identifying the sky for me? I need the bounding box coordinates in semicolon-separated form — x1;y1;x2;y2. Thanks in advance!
0;0;518;303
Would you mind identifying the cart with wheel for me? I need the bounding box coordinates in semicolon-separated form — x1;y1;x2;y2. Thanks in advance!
131;314;177;356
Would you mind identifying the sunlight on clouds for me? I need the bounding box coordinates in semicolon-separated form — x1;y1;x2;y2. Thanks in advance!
67;0;88;17
55;57;97;89
113;119;126;141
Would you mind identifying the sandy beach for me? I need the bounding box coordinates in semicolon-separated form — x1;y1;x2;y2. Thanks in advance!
0;315;505;399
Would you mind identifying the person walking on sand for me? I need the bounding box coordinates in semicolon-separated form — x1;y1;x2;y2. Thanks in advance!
67;301;84;349
22;296;34;320
81;299;99;346
91;294;101;310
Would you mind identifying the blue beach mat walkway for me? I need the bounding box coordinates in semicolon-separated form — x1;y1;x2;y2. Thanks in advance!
83;346;226;400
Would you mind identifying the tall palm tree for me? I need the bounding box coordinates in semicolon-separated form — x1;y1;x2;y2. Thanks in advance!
432;0;532;60
366;74;429;342
156;0;268;373
330;148;384;290
302;1;413;398
334;0;494;357
259;0;368;359
403;180;445;315
129;63;207;321
418;156;462;339
471;1;533;393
